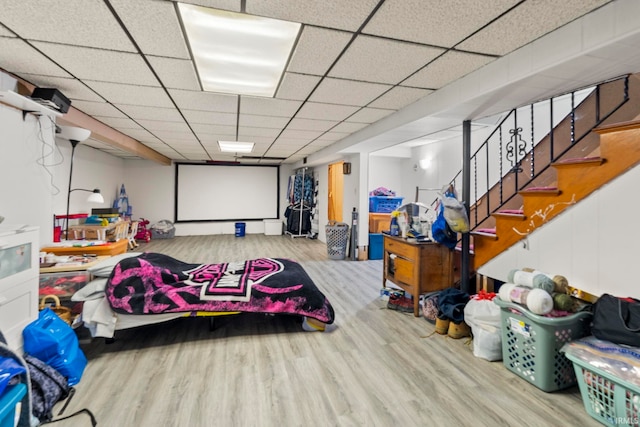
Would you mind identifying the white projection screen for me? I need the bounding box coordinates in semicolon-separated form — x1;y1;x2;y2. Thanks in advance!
175;163;279;222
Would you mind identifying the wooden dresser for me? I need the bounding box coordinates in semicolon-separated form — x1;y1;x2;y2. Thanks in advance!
382;234;454;316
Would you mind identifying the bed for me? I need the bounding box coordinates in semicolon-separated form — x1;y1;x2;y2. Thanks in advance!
73;252;335;338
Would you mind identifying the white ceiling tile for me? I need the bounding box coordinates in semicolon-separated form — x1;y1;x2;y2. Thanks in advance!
110;0;190;59
271;138;305;147
457;0;612;55
234;135;276;144
0;0;136;51
369;86;432;110
347;107;395;124
176;0;241;12
19;74;103;102
70;100;128;118
168;89;238;113
403;51;495;89
279;129;324;140
137;119;190;132
329;35;444;84
95;117;144;130
363;0;520;48
296;102;359;121
197;134;236;144
239;114;290;129
153;130;199;143
265;149;297;156
240;97;302;117
0;38;71;77
287;118;337;132
122;129;163;143
0;25;15;37
287;26;352;75
85;81;174;107
182;109;237;125
316;131;349;142
116;104;185;122
276;73;321;101
237;127;281;137
309;78;391;106
246;0;379;31
147;56;200;90
32;42;159;87
191;123;236;135
330;122;367;133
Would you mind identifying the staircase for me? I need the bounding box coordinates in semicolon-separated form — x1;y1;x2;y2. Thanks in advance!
467;73;640;269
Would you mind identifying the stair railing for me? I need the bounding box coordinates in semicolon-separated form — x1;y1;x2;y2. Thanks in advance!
446;74;629;230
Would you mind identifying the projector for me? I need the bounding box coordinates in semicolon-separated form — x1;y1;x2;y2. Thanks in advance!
30;87;71;113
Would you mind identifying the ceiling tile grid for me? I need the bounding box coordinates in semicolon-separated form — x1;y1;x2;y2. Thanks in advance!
0;0;623;164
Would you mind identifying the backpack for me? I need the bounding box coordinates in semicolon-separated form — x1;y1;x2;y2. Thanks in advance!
25;354;72;423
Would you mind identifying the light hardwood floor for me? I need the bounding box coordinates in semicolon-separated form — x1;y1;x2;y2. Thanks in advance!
61;235;598;427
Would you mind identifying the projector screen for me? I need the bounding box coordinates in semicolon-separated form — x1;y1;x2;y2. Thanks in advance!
175;163;280;222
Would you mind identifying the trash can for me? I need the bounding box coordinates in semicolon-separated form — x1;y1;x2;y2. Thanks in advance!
235;222;246;237
325;221;349;260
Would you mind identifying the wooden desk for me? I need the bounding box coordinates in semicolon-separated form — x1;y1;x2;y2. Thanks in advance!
383;234;453;316
39;256;110;274
41;238;128;256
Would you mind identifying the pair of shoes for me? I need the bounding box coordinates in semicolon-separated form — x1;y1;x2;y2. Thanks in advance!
387;294;413;313
448;321;471;339
435;317;450;334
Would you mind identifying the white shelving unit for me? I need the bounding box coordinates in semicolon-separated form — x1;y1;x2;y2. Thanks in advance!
0;225;39;351
0;90;62;119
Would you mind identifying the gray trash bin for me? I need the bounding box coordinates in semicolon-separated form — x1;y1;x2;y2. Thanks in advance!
325;221;349;260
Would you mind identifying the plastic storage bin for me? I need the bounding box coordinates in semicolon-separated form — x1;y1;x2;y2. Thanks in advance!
369;196;404;213
369;233;383;260
325;222;349;260
495;298;592;392
567;354;640;426
0;383;26;427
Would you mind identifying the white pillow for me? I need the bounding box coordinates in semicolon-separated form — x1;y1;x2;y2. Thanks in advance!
87;252;142;277
72;278;108;301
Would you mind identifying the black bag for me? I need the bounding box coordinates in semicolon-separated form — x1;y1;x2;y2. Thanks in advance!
591;294;640;347
25;354;72;423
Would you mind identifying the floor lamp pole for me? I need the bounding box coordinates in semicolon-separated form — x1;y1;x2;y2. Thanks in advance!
65;140;80;238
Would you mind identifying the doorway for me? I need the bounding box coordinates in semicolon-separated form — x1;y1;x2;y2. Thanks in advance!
327;162;344;223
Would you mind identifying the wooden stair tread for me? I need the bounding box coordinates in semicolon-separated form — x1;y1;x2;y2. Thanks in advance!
471;228;498;240
552;156;604;168
493;209;525;220
519;186;560;196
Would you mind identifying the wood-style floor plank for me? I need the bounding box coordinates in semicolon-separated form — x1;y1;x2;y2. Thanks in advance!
58;234;598;427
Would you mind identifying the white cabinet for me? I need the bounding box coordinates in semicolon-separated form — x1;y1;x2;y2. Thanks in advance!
0;226;39;350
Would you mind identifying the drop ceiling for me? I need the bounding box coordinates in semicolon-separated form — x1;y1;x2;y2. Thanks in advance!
0;0;622;164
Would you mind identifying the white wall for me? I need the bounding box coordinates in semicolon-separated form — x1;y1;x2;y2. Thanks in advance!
124;159;292;236
0;103;55;244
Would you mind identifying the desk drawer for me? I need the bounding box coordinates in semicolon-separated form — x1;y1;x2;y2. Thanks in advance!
384;238;418;260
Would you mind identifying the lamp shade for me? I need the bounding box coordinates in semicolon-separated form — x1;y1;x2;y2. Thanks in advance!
58;126;91;142
87;189;104;204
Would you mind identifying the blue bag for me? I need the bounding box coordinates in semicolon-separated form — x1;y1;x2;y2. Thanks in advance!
0;356;26;396
22;308;87;386
431;203;457;249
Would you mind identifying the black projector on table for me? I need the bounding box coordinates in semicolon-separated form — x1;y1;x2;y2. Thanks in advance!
30;87;71;113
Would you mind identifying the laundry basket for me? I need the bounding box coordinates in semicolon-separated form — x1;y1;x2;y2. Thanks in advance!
325;221;349;260
495;298;592;392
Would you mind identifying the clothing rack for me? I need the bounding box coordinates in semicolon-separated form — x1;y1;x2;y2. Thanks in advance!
285;167;315;238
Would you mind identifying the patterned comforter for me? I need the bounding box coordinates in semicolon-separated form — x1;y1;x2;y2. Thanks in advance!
105;252;335;324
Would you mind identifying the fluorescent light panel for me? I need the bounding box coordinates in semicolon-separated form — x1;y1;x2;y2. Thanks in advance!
218;141;255;153
178;3;301;97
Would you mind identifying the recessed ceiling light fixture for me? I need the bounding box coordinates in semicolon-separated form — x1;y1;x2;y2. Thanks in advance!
218;141;255;153
178;3;301;97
